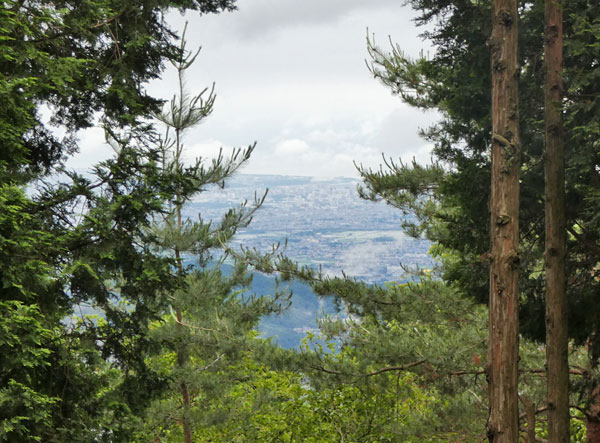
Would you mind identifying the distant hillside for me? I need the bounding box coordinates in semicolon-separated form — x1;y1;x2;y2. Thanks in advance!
188;174;433;348
240;268;337;349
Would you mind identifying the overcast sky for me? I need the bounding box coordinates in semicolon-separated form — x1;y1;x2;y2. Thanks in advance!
70;0;438;178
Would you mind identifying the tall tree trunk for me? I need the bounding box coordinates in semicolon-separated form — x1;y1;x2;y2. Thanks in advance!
543;0;569;441
175;209;193;443
177;307;193;443
487;0;521;441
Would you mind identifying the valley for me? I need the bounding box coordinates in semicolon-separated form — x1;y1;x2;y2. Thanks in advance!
188;174;434;347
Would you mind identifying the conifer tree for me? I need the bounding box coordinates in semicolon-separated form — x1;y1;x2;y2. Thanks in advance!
1;1;241;439
364;0;600;438
141;29;284;442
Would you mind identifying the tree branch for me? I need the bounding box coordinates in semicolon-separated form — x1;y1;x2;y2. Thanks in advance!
311;359;427;378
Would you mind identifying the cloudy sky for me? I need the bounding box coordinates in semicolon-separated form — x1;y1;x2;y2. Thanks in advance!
71;0;438;178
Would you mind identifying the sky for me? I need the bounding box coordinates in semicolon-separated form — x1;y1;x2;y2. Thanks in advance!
69;0;438;178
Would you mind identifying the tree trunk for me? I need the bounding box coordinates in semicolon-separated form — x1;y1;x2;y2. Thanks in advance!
175;226;193;443
544;1;569;441
521;395;537;443
177;308;193;443
587;384;600;443
487;0;521;441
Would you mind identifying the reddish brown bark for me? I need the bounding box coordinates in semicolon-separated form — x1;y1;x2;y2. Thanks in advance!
587;385;600;443
487;0;521;441
543;0;569;441
520;395;537;443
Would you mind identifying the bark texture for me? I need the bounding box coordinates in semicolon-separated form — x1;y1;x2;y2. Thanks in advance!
543;1;569;441
487;0;521;441
587;385;600;443
521;395;537;443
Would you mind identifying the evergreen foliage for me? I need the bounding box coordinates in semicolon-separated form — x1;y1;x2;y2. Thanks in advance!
364;0;600;359
186;356;446;443
3;0;600;440
308;279;490;440
0;1;241;440
134;29;288;441
362;0;600;437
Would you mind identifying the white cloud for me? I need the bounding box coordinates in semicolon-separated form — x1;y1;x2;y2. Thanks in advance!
175;0;409;42
183;139;235;163
274;138;310;155
66;126;113;171
231;0;401;38
374;107;439;157
73;3;438;178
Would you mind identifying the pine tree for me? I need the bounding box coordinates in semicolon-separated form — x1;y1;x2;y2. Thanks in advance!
364;1;600;438
139;29;284;442
0;1;240;439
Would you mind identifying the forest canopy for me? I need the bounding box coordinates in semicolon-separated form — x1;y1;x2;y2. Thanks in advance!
1;0;599;441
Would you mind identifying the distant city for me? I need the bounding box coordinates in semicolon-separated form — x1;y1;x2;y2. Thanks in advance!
187;174;435;347
187;174;434;283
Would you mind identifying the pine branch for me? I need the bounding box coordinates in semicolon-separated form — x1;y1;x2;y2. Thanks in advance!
364;359;427;376
310;359;427;378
